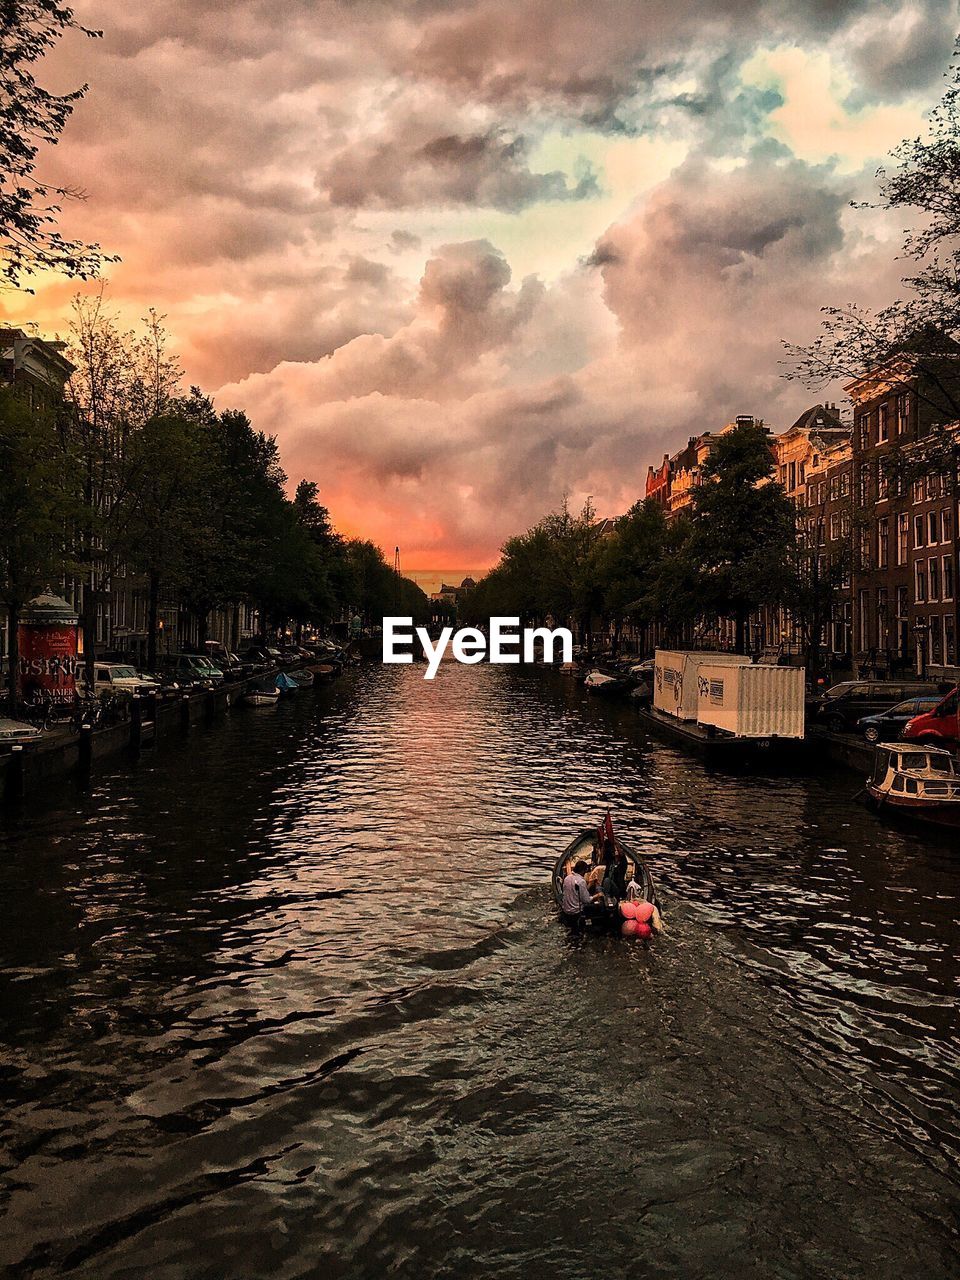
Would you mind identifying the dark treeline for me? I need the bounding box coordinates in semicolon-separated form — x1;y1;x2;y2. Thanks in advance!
0;298;428;709
460;421;846;662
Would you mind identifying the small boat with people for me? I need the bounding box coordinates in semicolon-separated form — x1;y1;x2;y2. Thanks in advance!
865;743;960;828
553;813;661;938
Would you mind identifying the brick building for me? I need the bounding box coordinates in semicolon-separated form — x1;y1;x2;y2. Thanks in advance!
845;339;960;680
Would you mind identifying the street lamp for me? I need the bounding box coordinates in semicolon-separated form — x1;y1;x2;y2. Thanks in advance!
913;619;930;681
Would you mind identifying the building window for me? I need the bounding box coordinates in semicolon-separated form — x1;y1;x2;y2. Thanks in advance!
943;555;954;601
856;414;869;450
914;514;925;548
929;557;941;601
878;402;889;442
897;393;910;431
829;512;840;542
858;588;870;650
857;466;869;505
877;463;888;500
896;512;909;566
913;479;924;504
946;614;956;665
877;517;889;568
927;510;939;545
839;472;850;499
915;562;926;603
941;508;953;543
859;526;870;568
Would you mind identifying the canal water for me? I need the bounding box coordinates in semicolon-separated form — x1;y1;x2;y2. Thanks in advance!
0;665;957;1279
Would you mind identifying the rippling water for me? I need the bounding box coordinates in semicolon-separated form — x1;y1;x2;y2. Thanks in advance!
0;664;958;1279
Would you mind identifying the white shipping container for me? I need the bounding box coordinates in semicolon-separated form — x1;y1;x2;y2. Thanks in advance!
653;650;750;721
696;663;805;739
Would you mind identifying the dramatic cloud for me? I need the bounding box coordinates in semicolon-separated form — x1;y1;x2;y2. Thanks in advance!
2;0;955;566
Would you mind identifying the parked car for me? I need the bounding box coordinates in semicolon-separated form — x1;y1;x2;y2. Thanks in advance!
814;680;938;733
856;697;943;743
157;653;222;688
903;685;960;746
240;645;282;666
0;717;43;749
77;663;160;699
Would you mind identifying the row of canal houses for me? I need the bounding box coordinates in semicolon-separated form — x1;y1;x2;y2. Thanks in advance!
644;341;960;684
0;326;260;671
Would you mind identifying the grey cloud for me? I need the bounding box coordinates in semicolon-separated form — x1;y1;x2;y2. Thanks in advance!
323;127;598;211
846;1;957;100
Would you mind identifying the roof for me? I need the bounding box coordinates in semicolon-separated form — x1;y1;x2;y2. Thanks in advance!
789;403;844;433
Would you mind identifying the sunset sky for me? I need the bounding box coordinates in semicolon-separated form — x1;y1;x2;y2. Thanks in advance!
3;0;957;570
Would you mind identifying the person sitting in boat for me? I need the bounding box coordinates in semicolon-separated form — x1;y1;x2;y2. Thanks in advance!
602;846;629;900
560;860;603;926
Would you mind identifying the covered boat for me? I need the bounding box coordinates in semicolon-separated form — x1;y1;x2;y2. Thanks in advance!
583;670;624;695
866;743;960;828
552;826;657;931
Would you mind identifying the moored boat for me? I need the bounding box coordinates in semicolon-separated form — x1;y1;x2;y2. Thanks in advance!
243;687;280;707
287;667;315;687
583;670;625;695
865;743;960;828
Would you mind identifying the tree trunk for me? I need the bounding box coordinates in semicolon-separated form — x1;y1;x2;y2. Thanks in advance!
7;601;21;716
147;569;160;670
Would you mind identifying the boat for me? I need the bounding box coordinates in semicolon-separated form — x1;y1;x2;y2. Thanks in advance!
552;826;656;931
865;743;960;828
287;667;315;687
243;687;280;707
583;670;625;694
274;672;299;696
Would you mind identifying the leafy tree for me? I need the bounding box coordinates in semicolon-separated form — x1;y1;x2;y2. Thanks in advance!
122;412;214;668
293;479;349;630
65;295;182;680
0;2;115;288
0;387;78;711
689;422;796;654
785;45;960;472
591;499;668;652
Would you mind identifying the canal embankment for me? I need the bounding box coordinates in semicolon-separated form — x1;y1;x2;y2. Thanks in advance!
0;669;288;805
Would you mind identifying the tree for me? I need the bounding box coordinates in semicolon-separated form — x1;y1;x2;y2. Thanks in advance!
592;500;668;652
122;412;214;668
65;294;181;681
0;387;78;711
689;422;796;654
0;2;115;288
785;44;960;473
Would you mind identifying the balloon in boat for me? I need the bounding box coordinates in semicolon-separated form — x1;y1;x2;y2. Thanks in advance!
619;901;637;920
634;901;654;924
635;921;653;940
621;919;639;938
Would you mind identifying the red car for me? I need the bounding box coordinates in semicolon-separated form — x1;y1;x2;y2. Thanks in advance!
903;686;959;746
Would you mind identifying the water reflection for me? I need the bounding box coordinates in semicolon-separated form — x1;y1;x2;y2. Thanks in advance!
0;664;957;1278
